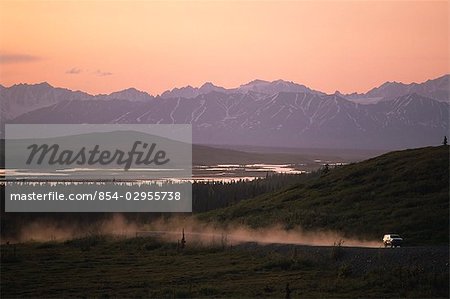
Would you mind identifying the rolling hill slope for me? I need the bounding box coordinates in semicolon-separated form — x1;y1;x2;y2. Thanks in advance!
199;146;449;245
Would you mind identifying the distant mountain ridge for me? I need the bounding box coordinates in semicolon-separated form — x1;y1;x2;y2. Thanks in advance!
160;82;228;99
345;74;449;104
1;75;448;149
160;79;323;99
7;91;448;149
0;82;90;120
1;74;448;112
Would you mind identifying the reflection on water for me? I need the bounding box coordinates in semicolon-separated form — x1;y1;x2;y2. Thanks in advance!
192;163;307;182
1;162;348;184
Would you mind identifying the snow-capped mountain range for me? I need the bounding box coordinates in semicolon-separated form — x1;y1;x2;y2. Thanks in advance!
1;75;448;149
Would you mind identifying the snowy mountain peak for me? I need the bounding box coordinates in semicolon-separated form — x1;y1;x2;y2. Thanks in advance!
10;82;53;89
108;87;153;101
200;82;216;89
240;79;270;87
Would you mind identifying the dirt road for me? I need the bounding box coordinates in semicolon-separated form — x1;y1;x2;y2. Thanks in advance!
235;242;449;275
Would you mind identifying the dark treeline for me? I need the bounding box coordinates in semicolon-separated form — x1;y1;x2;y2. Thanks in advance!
192;173;313;212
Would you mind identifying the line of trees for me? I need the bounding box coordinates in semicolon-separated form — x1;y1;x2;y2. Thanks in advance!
192;173;308;212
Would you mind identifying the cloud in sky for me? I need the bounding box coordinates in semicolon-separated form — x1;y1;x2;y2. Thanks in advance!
66;67;82;74
65;68;113;76
95;70;113;77
0;53;40;64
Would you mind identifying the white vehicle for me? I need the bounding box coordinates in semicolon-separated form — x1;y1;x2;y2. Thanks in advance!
383;234;403;248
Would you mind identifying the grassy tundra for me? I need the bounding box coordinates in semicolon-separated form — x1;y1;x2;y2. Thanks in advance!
1;236;448;298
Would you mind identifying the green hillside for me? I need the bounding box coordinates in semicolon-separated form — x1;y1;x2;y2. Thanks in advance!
199;146;449;245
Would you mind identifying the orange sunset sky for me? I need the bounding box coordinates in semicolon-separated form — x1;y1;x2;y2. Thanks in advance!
0;1;448;95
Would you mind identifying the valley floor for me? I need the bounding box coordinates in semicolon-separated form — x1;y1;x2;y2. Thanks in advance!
1;237;448;298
